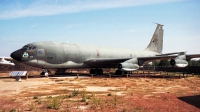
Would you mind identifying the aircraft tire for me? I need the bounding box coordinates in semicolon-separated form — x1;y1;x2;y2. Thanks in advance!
90;69;94;74
99;69;103;75
94;68;99;75
115;70;120;75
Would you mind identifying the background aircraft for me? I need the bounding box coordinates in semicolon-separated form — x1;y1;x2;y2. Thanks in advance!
0;57;15;66
10;24;200;75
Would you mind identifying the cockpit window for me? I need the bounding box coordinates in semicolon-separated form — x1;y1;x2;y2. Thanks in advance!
28;47;32;50
22;45;37;50
22;45;29;50
32;46;36;50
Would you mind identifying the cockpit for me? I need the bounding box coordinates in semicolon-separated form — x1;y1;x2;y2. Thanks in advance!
22;44;37;50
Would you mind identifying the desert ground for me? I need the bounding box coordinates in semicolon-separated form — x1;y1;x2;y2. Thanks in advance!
0;71;200;112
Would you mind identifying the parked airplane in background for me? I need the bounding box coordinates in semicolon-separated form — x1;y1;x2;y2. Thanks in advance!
0;57;15;66
10;24;200;75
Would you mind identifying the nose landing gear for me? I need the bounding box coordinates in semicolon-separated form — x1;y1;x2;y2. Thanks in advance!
40;69;50;77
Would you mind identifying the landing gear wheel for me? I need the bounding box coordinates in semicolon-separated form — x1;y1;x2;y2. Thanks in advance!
89;68;103;75
90;69;95;74
115;70;129;76
40;69;50;77
99;69;103;75
55;68;66;75
115;70;121;75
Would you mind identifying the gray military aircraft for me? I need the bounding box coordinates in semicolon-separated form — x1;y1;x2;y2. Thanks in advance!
10;24;200;75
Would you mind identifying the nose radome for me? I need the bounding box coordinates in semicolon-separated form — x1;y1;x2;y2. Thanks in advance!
10;49;22;61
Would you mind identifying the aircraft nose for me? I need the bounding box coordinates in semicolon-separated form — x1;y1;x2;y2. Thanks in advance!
10;49;22;61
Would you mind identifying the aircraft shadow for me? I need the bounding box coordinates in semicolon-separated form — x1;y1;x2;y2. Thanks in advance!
178;95;200;109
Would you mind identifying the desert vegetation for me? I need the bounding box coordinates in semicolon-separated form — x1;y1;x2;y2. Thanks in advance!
0;74;200;111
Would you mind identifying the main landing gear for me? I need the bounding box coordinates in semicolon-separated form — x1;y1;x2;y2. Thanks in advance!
90;68;103;75
55;68;67;75
40;69;51;77
115;70;131;76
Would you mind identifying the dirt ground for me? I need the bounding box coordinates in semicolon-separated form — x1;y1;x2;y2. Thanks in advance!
0;73;200;112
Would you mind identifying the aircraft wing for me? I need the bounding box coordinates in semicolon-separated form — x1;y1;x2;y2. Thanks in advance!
186;54;200;60
84;56;175;67
5;57;13;60
84;54;200;67
0;57;12;60
137;55;177;65
0;57;15;66
3;57;24;66
3;57;15;63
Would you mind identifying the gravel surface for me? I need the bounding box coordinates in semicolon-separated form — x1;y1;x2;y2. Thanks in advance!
0;75;200;112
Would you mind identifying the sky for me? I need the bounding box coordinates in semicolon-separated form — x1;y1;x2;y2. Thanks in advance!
0;0;200;57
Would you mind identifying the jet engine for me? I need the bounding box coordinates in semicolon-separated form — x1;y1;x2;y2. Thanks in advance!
170;55;188;67
118;58;139;71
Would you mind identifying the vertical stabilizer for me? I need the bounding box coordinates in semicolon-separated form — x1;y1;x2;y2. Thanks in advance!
145;23;163;53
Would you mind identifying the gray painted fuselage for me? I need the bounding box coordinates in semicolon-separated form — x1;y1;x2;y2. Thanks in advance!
21;41;158;69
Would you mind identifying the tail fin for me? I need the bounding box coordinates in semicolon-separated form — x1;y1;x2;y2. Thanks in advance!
145;23;164;53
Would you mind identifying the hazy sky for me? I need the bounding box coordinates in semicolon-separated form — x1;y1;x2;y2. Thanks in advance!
0;0;200;56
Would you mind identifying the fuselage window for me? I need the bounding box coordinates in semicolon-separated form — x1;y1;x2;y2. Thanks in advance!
23;45;37;50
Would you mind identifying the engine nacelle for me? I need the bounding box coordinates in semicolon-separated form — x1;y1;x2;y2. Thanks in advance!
118;62;139;71
170;59;188;68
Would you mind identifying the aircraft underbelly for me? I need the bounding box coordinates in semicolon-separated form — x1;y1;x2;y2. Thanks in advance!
43;61;89;69
37;60;46;67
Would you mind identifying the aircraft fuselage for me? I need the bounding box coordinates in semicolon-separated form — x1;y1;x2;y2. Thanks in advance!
11;41;158;69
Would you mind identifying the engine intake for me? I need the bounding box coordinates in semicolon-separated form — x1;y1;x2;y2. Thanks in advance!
170;59;188;68
118;62;139;71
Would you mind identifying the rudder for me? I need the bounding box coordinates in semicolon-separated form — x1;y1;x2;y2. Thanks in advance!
145;23;163;53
